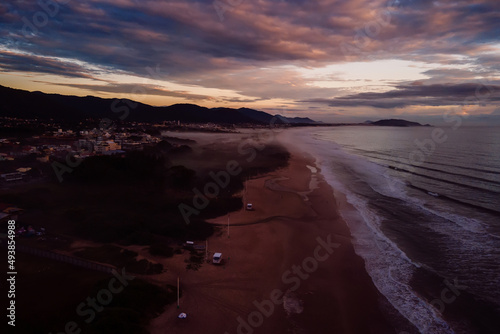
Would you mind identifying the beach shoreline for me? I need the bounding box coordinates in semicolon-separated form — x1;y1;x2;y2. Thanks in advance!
149;139;402;334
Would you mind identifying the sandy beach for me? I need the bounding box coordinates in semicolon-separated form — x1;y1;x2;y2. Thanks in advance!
148;143;396;334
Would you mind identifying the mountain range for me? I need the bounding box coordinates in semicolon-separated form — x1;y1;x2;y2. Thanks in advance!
0;85;316;125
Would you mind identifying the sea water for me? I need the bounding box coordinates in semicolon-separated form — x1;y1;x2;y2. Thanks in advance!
288;125;500;334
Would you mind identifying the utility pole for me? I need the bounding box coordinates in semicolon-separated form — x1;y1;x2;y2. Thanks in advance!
177;276;180;309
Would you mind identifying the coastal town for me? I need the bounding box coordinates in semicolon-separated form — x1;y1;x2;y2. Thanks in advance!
0;112;324;334
0;116;243;186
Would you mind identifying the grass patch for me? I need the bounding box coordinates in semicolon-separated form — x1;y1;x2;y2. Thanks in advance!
74;245;163;275
185;249;205;271
14;253;171;334
149;243;175;257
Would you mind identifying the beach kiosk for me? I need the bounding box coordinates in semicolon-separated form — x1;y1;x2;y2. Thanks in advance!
213;252;223;264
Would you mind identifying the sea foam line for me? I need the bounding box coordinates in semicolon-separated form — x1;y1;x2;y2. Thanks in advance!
292;130;455;334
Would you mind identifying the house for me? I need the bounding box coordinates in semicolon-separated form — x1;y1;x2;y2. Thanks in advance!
106;140;121;150
0;212;10;224
102;149;126;156
16;167;32;173
2;207;24;221
37;155;50;163
0;172;24;182
0;153;13;161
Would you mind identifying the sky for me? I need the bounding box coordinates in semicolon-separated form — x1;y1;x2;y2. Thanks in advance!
1;0;500;124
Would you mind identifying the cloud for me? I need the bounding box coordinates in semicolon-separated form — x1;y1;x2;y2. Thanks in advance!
3;0;499;74
220;97;270;103
0;50;102;80
302;83;500;108
0;0;499;116
38;82;214;102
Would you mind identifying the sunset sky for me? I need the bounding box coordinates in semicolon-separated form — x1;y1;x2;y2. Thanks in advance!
1;0;499;123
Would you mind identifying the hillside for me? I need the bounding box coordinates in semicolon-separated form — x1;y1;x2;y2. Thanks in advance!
0;85;316;125
370;119;430;127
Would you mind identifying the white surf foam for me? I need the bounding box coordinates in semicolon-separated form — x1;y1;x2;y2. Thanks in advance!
283;129;456;334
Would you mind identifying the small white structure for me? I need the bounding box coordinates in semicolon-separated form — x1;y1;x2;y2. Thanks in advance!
213;252;223;264
1;172;24;182
246;203;253;210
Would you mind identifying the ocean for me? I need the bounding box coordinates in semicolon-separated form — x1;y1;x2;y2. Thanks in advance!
289;125;500;334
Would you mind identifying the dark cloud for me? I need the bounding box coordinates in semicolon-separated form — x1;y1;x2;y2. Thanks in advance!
221;97;270;103
0;0;499;114
302;83;500;108
40;82;213;101
0;50;100;80
1;0;499;77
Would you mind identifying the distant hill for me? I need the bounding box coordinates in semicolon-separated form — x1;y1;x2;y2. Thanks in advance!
0;85;317;125
370;119;430;127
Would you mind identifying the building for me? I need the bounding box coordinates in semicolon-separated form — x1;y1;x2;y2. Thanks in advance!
2;207;24;221
0;172;24;182
36;155;50;163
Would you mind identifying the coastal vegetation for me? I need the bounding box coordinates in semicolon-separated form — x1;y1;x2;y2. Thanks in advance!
1;134;290;333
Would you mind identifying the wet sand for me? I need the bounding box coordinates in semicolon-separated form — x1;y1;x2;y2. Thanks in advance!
149;146;396;334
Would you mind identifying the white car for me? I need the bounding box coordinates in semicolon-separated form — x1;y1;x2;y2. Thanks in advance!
213;252;223;264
